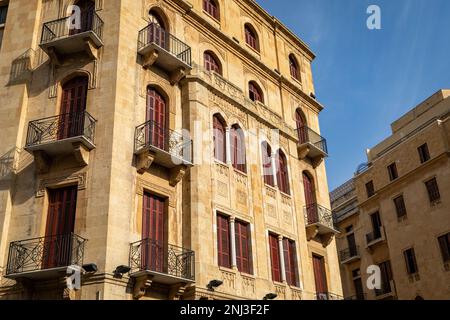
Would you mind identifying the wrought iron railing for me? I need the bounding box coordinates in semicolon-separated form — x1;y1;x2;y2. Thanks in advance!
366;227;383;244
297;125;328;155
304;204;336;230
339;246;360;262
137;23;192;66
315;292;344;300
134;120;193;164
129;238;195;281
375;281;392;297
6;233;86;275
25;111;96;149
41;12;104;44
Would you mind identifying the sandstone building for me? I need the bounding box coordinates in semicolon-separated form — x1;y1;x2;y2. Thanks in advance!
331;90;450;300
0;0;342;300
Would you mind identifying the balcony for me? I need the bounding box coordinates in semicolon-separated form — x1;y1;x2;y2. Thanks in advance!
134;120;193;185
297;126;328;167
129;238;195;299
315;292;344;300
137;23;192;84
40;13;104;64
25;111;96;172
304;204;339;244
339;246;361;264
375;280;396;300
5;233;86;280
365;226;386;249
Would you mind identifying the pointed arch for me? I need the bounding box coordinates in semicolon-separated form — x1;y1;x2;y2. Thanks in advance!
249;81;264;103
261;141;274;187
230;124;246;173
203;0;220;21
303;171;318;223
146;86;168;150
276;149;290;194
295;108;308;143
204;50;222;75
289;54;301;81
244;23;259;52
213;113;227;163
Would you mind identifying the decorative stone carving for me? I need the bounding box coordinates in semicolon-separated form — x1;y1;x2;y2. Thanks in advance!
242;276;255;295
170;67;186;85
72;142;90;166
169;165;187;187
221;269;236;289
217;181;228;198
142;49;159;69
133;274;154;300
136;177;176;208
84;38;99;61
168;283;187;300
136;150;156;174
36;172;87;198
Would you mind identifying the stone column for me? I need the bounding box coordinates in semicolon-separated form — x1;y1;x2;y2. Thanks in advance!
278;235;286;282
229;217;237;269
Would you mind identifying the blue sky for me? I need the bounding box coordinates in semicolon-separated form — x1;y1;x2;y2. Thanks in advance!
256;0;450;191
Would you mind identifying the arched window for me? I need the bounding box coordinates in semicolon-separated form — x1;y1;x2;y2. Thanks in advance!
276;150;290;194
295;108;308;144
149;9;165;28
244;24;259;51
203;0;220;20
146;87;167;150
249;81;263;103
213;114;226;162
262;142;274;186
303;171;318;223
71;0;95;34
204;51;222;75
289;54;301;81
231;125;246;173
148;9;167;49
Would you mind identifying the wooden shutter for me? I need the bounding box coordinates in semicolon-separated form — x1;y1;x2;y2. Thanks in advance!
312;254;328;295
283;239;298;287
235;221;252;274
303;172;318;223
438;233;450;262
213;115;226;162
394;196;407;218
142;192;165;272
262;142;274;186
146;88;166;150
379;261;393;292
59;76;88;140
276;151;290;194
217;214;231;268
425;178;441;203
269;234;281;282
295;110;308;143
231;126;246;173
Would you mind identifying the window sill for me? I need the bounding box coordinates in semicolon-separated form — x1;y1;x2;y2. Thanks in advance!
202;10;221;26
245;43;261;57
280;191;292;198
233;168;248;177
273;281;286;287
290;76;303;87
214;159;229;167
240;272;256;279
219;266;236;274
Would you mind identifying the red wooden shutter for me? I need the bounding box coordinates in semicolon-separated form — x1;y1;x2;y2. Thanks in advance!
142;192;165;273
295;110;308;143
283;239;298;287
213;115;226;162
262;142;274;186
276;151;290;194
59;76;88;140
146;88;166;150
43;186;78;269
231;126;246;173
217;214;231;268
312;254;328;295
235;221;252;274
269;234;281;282
303;172;318;223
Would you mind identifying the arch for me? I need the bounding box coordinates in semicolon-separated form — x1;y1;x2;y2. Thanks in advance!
230;124;246;173
244;23;259;52
289;54;301;81
295;108;308;143
261;141;274;187
303;171;318;223
204;50;222;75
148;7;168;30
203;0;220;21
276;149;290;194
213;113;227;163
146;86;168;150
248;81;264;103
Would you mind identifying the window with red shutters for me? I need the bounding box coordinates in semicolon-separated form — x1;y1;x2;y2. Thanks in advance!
59;76;88;140
248;81;263;103
289;55;300;81
283;238;299;287
213;115;226;163
146;87;167;150
245;24;259;51
295;109;308;144
203;0;220;20
231;125;247;173
312;254;328;295
262;142;274;187
235;220;252;274
204;51;221;74
269;233;281;282
217;214;231;268
276;150;290;194
425;177;440;203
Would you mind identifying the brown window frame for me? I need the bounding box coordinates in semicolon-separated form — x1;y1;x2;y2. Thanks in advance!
403;248;419;275
248;81;263;103
289;55;300;81
425;177;440;203
283;238;299;287
276;150;290;195
418;143;430;163
387;162;398;181
230;125;247;173
438;233;450;263
203;0;220;21
235;220;253;275
213;115;226;163
365;180;375;198
217;213;231;269
393;195;407;219
262;142;274;187
244;24;259;52
269;233;282;283
204;51;221;75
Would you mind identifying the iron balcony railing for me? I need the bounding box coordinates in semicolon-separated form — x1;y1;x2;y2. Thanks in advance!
41;12;104;44
366;228;383;244
138;23;192;66
339;245;360;262
297;125;328;155
129;238;195;281
315;292;344;300
26;111;96;149
375;281;392;297
6;233;86;276
304;204;336;230
134;120;193;164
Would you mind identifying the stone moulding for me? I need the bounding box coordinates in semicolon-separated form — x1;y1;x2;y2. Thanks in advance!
36;172;87;198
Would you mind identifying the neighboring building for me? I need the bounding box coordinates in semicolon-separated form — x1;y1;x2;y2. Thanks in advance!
0;0;342;300
331;89;450;300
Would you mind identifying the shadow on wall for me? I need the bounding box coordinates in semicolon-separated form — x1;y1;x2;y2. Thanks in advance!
7;48;48;86
0;147;18;180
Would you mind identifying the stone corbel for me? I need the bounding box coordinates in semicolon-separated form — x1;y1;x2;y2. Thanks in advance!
311;156;324;169
33;150;51;174
168;283;187;300
143;49;159;69
72;142;90;166
169;165;187;186
136;150;156;174
170;67;186;85
133;274;154;300
297;144;310;160
305;226;319;241
84;38;99;60
320;233;335;248
63;287;81;300
46;46;62;66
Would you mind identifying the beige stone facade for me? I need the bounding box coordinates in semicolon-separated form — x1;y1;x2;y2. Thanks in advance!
0;0;342;300
331;90;450;300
